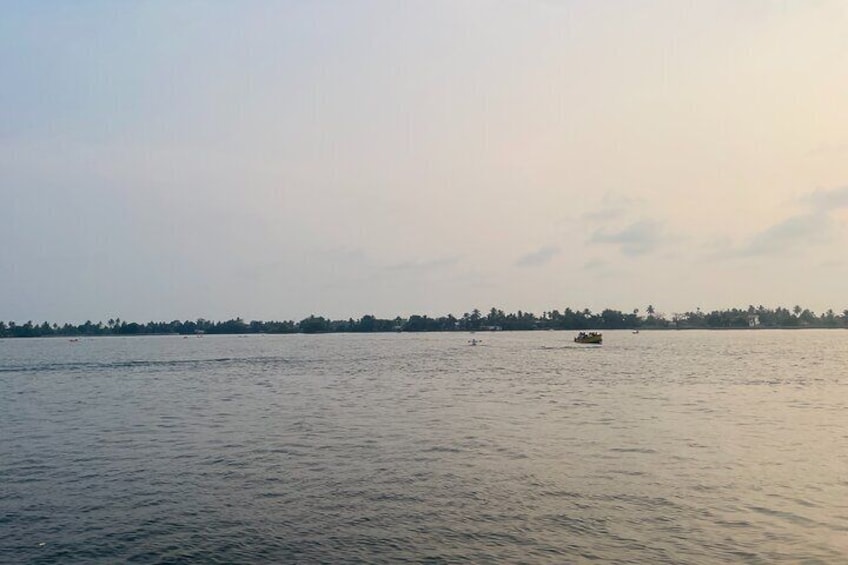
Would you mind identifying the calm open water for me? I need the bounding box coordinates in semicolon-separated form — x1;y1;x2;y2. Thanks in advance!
2;330;847;563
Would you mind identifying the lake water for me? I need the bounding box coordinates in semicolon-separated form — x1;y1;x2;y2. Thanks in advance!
2;330;847;563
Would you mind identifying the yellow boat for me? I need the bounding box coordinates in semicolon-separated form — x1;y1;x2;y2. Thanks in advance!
574;331;602;345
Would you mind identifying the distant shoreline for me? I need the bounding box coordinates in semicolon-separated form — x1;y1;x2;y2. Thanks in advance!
2;305;846;338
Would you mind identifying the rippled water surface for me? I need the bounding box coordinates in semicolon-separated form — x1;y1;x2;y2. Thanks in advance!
2;331;847;563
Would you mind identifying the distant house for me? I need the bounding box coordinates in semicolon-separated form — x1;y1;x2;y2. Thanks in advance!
747;314;760;328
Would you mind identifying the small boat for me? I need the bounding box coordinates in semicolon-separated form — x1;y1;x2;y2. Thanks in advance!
574;331;602;345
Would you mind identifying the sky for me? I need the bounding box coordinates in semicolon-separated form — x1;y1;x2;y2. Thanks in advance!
3;0;848;323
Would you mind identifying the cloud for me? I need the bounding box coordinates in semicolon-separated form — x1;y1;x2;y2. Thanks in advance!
804;185;848;212
515;245;560;267
589;220;663;256
737;212;830;256
729;186;848;258
581;207;627;223
580;194;646;224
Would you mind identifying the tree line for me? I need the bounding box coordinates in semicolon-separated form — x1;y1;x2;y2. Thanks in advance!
1;305;847;338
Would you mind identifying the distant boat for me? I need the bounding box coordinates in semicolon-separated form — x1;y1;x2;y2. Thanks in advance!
574;332;602;345
632;330;640;334
468;338;482;346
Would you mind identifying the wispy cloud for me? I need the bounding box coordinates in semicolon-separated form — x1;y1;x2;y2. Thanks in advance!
731;186;848;257
737;212;830;256
589;220;663;256
515;245;560;267
804;185;848;212
580;194;646;224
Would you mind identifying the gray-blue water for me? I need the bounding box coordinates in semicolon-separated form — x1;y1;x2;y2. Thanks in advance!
2;330;847;563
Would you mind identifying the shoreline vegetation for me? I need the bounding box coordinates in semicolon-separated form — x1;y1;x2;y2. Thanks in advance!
2;305;847;338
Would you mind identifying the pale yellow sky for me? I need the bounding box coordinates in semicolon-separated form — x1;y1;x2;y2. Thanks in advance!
3;1;848;321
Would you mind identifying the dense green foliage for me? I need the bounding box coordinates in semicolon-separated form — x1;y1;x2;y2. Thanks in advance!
1;305;847;338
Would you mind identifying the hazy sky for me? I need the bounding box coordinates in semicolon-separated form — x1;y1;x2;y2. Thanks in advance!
3;1;848;323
